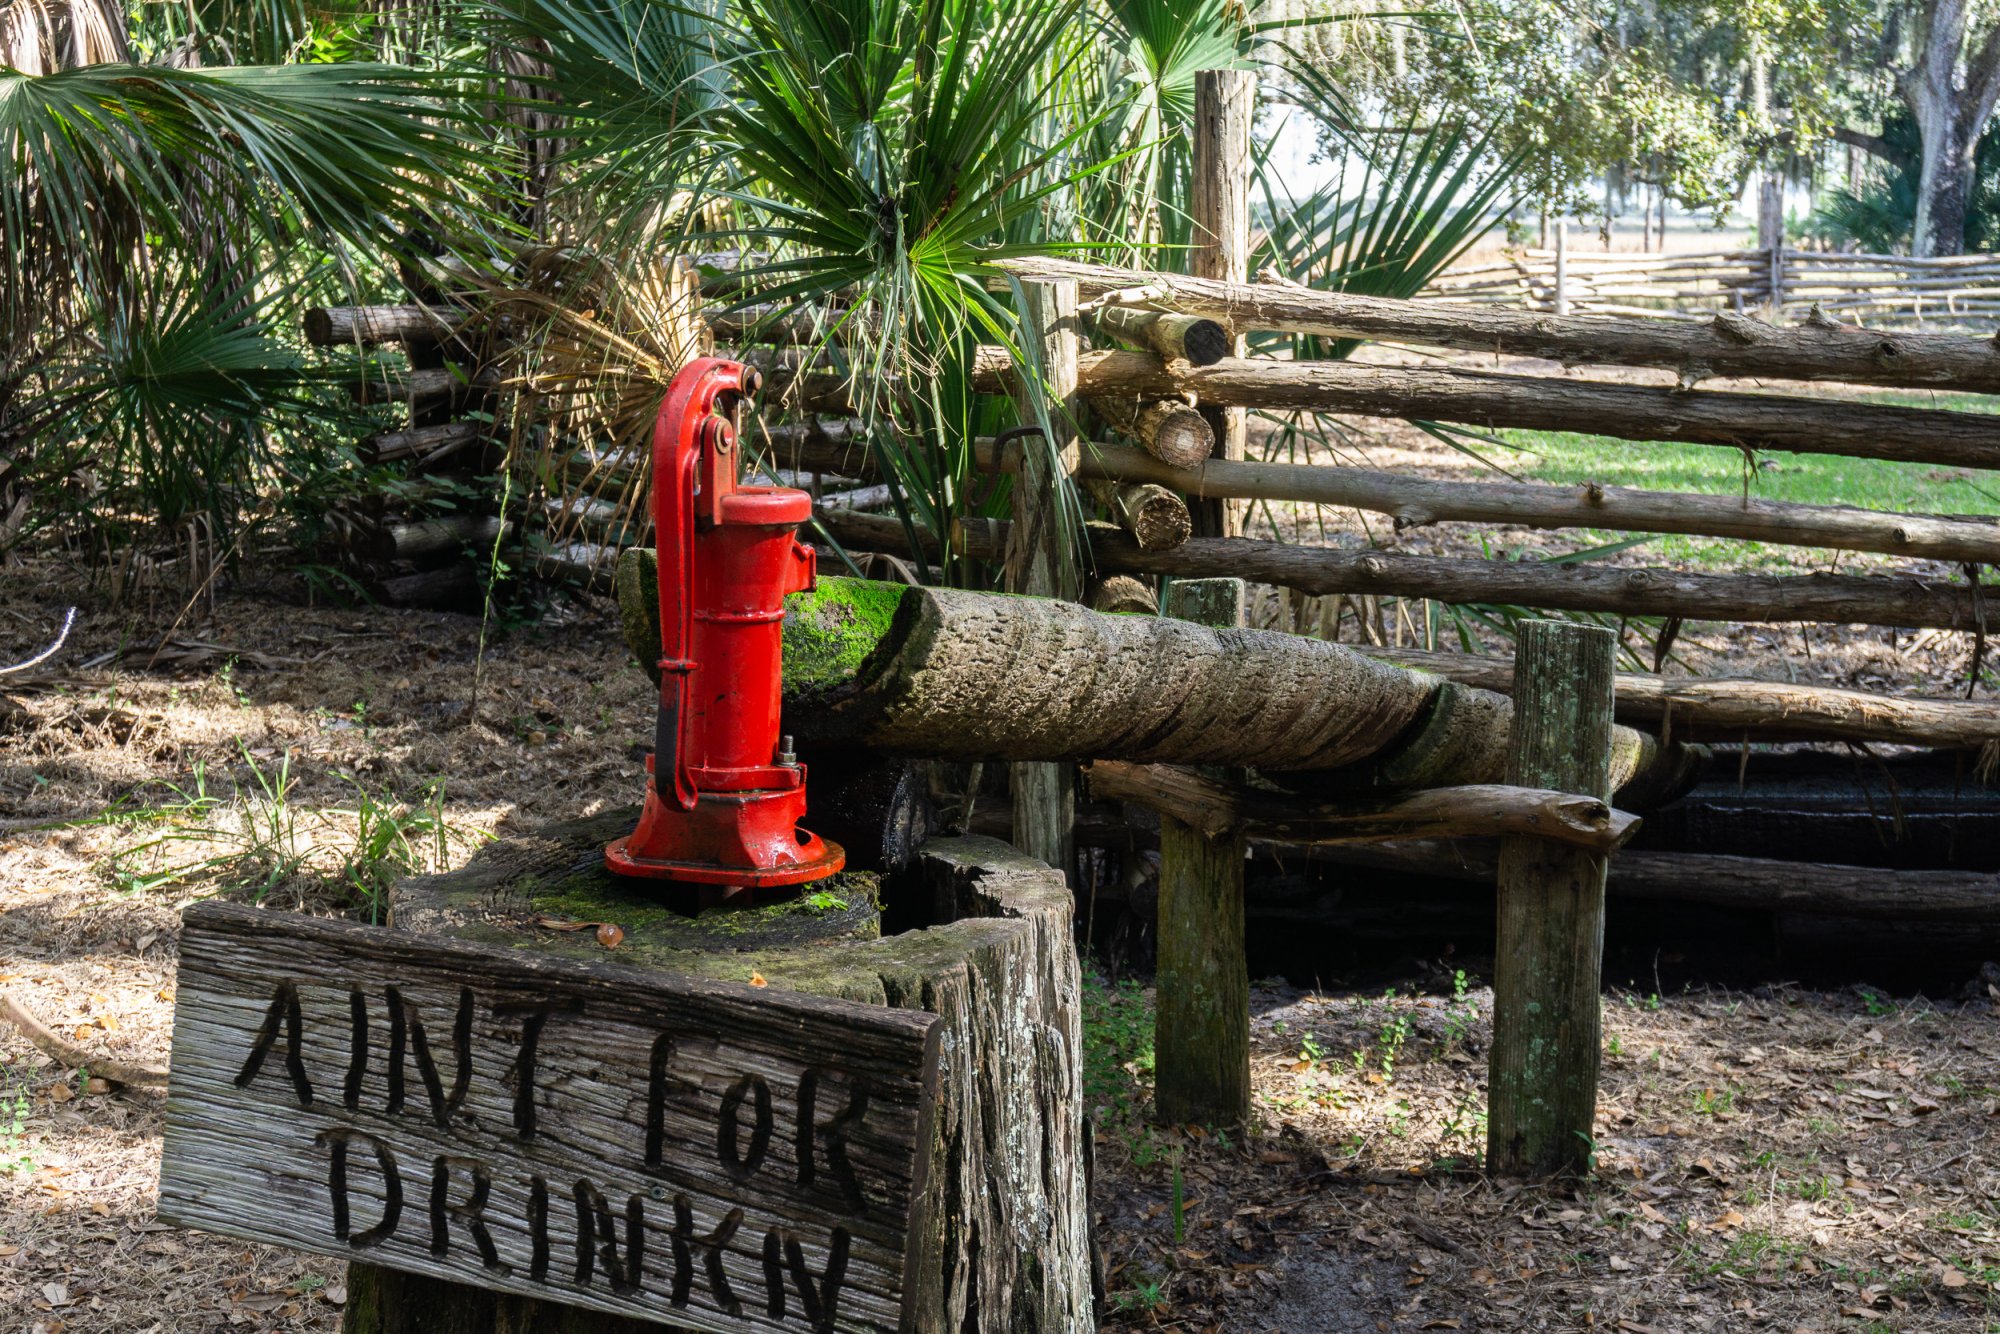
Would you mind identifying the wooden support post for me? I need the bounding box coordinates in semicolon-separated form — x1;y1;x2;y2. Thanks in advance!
1191;69;1253;538
1007;279;1082;883
1154;577;1250;1126
1756;172;1786;309
1487;619;1616;1178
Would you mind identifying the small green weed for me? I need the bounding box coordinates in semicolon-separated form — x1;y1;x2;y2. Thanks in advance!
1082;975;1155;1150
795;889;850;917
1692;1086;1739;1116
95;744;468;914
1701;1228;1798;1278
1440;969;1480;1050
1;1070;35;1174
1439;1089;1486;1154
1111;1278;1167;1313
335;777;452;923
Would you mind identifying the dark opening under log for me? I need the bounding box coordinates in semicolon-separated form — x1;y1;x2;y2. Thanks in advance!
1303;839;2000;922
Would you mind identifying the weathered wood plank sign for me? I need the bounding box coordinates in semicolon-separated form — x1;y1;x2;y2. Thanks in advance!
158;903;940;1333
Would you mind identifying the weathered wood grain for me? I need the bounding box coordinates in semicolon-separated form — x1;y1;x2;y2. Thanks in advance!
160;902;940;1334
1488;621;1615;1178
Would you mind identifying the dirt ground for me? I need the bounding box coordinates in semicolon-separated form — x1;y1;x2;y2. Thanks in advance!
1;415;1996;1333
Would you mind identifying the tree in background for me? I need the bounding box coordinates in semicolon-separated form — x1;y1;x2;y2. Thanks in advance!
1852;0;2000;256
1301;0;1863;222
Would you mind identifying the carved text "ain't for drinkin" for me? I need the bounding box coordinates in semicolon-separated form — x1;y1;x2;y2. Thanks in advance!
159;904;940;1334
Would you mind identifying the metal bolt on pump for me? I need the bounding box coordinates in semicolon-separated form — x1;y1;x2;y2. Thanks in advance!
605;358;845;904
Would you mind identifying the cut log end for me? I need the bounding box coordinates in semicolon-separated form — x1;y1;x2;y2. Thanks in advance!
1089;575;1159;615
1112;483;1192;552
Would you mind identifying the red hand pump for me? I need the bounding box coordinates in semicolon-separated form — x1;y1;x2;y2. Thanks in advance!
605;357;844;901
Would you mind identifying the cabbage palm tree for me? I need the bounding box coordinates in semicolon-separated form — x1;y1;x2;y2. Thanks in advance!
483;0;1128;585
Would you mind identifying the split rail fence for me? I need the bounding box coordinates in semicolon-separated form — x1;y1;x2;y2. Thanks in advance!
1425;244;2000;325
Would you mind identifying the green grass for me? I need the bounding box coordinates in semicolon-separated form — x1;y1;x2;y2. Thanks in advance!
1082;974;1157;1157
1490;426;2000;570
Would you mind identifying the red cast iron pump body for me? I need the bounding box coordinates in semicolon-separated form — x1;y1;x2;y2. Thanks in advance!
605;357;844;901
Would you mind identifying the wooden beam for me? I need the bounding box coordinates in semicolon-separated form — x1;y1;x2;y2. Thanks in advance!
349;366;502;409
1299;839;2000;922
1056;442;2000;566
619;565;1689;802
1083;478;1191;551
1488;620;1614;1178
1089;307;1230;366
1091;396;1215;469
994;256;2000;394
970;350;2000;471
1083;762;1640;853
360;421;486;465
305;304;466;346
1088;575;1158;615
1350;645;2000;748
1089;530;1998;632
821;433;2000;563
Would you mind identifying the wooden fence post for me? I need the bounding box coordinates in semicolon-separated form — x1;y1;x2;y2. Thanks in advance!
1757;174;1786;310
1552;217;1570;316
1007;278;1082;882
1192;69;1253;539
1487;619;1616;1177
1154;577;1250;1126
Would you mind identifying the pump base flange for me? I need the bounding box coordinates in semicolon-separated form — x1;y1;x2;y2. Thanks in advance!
603;833;846;887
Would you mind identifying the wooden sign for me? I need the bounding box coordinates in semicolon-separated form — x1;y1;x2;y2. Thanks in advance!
159;903;940;1334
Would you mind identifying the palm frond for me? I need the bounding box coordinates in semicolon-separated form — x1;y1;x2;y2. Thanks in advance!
23;258;362;538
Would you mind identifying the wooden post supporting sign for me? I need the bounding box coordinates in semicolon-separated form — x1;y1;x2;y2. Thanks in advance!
1153;577;1250;1126
160;902;942;1333
1486;620;1616;1177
